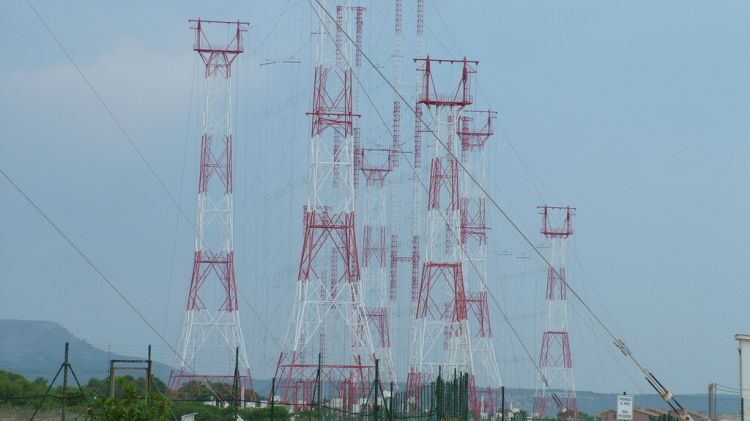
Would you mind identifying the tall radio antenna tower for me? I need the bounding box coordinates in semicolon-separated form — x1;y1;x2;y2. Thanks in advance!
389;0;422;375
409;0;425;306
389;0;404;306
358;140;398;386
406;56;478;407
275;2;376;411
533;205;578;420
350;4;399;387
458;110;503;416
170;19;254;399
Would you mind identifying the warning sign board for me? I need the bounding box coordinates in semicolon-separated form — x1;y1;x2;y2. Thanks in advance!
617;395;633;421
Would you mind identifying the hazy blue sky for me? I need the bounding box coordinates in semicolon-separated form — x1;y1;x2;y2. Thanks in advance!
1;0;749;396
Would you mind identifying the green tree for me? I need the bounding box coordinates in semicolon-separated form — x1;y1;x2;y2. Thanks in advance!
0;370;50;406
554;410;595;421
578;411;595;421
86;377;170;421
513;409;528;421
171;401;290;421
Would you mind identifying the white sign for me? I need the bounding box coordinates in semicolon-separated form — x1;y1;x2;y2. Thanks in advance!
617;395;633;421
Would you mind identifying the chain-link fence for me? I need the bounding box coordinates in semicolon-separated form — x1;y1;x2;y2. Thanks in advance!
0;343;520;421
263;360;508;421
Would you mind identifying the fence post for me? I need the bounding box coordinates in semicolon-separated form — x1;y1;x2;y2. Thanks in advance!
374;359;380;419
454;368;458;418
233;346;240;419
109;358;116;398
463;373;468;421
436;366;444;420
501;385;506;421
317;352;322;419
62;342;69;421
389;381;394;421
146;345;152;401
29;350;65;421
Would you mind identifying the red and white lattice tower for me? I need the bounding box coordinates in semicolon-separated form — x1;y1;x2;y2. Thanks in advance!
409;0;425;305
351;6;363;192
533;205;578;420
349;4;398;387
358;146;397;385
389;0;406;305
457;110;503;417
406;57;478;405
276;2;376;411
391;0;425;311
169;19;254;399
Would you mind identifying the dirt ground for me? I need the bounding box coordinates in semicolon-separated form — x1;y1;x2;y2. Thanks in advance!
0;408;86;420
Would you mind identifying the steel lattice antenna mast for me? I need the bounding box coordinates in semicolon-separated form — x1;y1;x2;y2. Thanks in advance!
347;3;399;388
389;0;422;376
409;0;425;306
406;57;478;408
275;1;376;412
359;143;398;386
170;19;254;400
457;110;503;417
533;205;578;420
388;0;403;306
347;5;399;388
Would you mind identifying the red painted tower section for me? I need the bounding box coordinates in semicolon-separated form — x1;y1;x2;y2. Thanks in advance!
533;205;578;420
275;3;376;412
458;110;502;417
406;57;478;410
170;19;254;400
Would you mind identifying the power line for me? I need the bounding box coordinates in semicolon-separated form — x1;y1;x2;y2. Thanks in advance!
25;0;195;233
0;166;234;407
0;168;171;368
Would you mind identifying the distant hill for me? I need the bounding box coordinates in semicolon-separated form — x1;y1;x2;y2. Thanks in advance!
0;319;739;415
0;319;171;383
